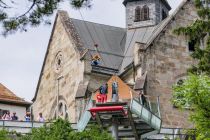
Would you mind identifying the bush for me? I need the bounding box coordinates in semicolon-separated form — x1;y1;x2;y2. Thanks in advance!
0;129;10;140
20;119;113;140
0;119;113;140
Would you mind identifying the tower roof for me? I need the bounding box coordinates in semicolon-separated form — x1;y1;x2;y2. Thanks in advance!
123;0;171;10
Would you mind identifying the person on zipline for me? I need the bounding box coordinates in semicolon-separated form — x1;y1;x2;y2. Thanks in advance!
91;54;101;66
112;82;119;102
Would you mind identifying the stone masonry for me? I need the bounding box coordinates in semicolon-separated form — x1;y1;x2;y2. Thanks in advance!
134;1;198;128
126;0;169;29
32;14;85;123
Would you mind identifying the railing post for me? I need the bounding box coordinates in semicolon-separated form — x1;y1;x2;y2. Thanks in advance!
32;121;34;128
148;99;152;111
157;96;161;118
3;120;5;129
140;95;143;105
130;90;133;110
173;128;175;140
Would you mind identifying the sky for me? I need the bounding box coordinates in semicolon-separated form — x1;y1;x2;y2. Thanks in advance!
0;0;183;101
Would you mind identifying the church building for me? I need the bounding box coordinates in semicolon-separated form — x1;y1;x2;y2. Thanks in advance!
32;0;199;136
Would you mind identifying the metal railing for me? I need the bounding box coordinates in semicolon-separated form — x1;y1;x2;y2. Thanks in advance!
77;99;93;132
138;95;161;118
130;98;162;131
147;127;196;140
0;120;77;134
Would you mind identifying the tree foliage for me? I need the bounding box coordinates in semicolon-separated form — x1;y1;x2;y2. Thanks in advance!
0;0;92;36
172;74;210;139
0;129;10;140
172;1;210;139
174;0;210;75
0;119;113;140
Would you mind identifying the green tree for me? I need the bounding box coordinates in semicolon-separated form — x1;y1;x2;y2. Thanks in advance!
0;129;10;140
172;74;210;139
0;0;91;36
69;125;113;140
174;0;210;75
172;0;210;139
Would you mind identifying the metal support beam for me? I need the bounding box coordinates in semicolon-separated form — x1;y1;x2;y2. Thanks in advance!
95;113;103;128
128;109;139;140
157;96;161;118
111;118;119;140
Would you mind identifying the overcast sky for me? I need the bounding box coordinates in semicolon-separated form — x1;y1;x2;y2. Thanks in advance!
0;0;183;101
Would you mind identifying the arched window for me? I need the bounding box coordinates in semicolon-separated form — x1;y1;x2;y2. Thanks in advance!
134;6;141;22
142;5;149;21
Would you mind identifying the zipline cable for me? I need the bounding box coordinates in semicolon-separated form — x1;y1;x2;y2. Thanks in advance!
78;10;108;67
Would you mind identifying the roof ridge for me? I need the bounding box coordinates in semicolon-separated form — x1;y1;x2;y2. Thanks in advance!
58;10;84;50
71;18;125;30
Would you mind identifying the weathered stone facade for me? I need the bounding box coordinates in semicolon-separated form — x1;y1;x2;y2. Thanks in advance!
32;13;113;123
134;0;198;128
32;15;85;123
126;0;170;29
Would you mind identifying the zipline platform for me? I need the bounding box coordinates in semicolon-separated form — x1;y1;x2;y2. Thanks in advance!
77;76;196;139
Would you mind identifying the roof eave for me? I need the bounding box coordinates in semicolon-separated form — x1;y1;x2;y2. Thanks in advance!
0;99;31;107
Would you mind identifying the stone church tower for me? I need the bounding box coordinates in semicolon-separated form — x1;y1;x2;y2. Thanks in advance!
124;0;171;29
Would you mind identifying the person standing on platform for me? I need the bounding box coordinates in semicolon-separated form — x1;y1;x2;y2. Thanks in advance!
104;83;108;103
2;111;11;120
99;84;108;103
25;112;31;122
112;82;119;102
37;113;45;122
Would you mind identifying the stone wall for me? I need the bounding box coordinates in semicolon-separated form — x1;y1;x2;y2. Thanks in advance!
137;1;198;128
32;14;85;123
126;0;169;29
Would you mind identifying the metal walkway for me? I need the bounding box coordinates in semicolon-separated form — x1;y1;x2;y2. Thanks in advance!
77;96;162;140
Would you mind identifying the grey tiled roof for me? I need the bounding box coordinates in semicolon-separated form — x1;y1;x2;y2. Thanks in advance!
71;18;159;73
120;26;158;73
61;0;188;74
71;19;126;70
